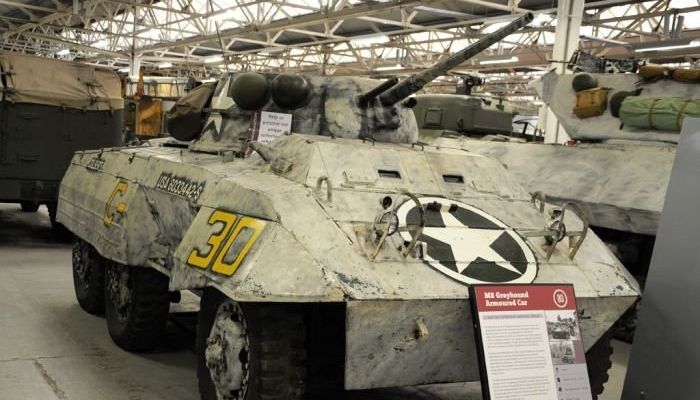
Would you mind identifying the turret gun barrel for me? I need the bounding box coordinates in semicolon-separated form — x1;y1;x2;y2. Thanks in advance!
379;12;534;106
358;77;399;107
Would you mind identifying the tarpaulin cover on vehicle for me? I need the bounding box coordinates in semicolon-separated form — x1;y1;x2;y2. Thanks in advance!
0;52;123;111
166;82;215;141
619;97;700;132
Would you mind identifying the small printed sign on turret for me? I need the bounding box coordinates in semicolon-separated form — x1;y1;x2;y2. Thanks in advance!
244;110;293;157
258;111;292;143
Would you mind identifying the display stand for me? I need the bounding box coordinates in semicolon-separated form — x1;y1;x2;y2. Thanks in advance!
470;284;592;400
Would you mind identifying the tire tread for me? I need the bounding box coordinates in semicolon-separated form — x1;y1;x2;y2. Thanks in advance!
586;331;614;399
106;265;170;352
72;239;105;315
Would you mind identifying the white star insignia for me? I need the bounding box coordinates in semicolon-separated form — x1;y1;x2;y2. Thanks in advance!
422;212;524;276
204;78;235;136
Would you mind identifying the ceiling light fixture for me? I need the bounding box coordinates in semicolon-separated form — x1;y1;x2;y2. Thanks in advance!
258;47;285;55
579;35;629;46
349;33;389;47
157;62;173;68
204;55;223;64
478;55;519;65
634;39;700;53
375;64;401;71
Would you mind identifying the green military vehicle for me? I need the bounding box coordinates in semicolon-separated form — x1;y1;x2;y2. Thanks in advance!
0;52;123;229
412;93;516;141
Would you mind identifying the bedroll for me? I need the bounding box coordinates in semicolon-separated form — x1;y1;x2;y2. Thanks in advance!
619;96;700;131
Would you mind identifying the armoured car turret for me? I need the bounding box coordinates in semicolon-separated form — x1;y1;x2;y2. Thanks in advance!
58;13;637;400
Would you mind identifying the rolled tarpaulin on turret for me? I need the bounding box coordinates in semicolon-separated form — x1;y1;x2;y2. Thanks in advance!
619;96;700;132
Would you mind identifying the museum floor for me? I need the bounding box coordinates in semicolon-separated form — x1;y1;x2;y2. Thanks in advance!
0;203;628;400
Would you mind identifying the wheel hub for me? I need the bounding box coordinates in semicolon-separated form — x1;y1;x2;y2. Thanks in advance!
106;267;131;324
205;301;250;400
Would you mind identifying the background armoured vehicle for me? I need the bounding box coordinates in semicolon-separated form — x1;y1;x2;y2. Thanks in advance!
412;93;515;140
426;72;689;284
0;52;123;229
58;13;638;400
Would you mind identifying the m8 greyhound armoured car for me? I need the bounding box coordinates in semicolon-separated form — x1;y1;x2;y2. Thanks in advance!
58;13;638;400
0;52;123;229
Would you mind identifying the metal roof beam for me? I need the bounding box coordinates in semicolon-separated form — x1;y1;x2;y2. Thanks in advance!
20;31;126;57
135;0;433;53
0;0;58;14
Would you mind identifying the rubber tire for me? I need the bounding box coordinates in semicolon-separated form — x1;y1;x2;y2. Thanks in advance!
105;263;170;352
197;289;307;400
47;202;72;239
586;331;613;399
20;201;39;212
613;304;639;344
72;238;106;315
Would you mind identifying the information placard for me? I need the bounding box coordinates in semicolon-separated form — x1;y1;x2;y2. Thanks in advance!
248;111;292;143
246;111;293;157
469;284;592;400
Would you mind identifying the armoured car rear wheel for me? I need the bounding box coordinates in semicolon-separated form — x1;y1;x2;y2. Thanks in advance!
586;331;613;399
20;201;39;212
104;263;170;352
197;289;306;400
72;238;105;315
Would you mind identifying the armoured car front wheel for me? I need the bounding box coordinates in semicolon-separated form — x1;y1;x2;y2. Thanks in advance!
72;238;105;315
20;201;39;212
104;263;170;352
586;331;613;399
197;289;306;400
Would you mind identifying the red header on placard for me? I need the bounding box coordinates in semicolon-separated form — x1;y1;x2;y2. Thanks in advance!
473;285;576;312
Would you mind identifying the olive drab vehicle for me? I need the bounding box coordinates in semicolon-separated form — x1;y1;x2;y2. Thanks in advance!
0;53;123;228
412;94;516;141
58;13;638;400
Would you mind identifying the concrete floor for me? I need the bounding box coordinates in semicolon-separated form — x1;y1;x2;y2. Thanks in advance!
0;203;628;400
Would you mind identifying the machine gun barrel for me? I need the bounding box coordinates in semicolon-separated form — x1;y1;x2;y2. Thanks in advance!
379;12;534;106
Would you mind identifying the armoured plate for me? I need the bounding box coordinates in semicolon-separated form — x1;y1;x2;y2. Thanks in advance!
430;138;675;235
345;300;479;389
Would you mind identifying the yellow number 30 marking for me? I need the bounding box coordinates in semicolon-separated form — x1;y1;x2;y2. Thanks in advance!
187;210;265;276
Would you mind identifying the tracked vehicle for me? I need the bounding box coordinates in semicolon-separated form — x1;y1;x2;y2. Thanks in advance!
59;13;638;400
